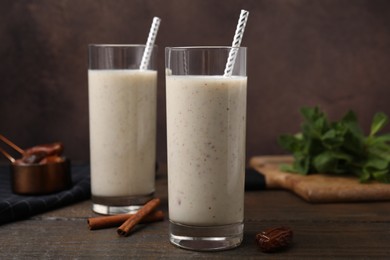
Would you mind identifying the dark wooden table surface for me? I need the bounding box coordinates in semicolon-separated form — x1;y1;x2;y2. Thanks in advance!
0;164;389;259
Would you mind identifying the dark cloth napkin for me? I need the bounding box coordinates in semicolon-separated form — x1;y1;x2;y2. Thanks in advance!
0;163;91;225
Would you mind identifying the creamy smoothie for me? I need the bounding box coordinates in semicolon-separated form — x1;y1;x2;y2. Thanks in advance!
89;69;157;201
166;75;247;226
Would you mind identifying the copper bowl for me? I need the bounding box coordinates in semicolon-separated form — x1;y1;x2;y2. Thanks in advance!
10;158;72;195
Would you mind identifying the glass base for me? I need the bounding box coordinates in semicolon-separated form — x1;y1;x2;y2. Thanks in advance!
92;203;143;215
91;193;154;215
169;221;243;251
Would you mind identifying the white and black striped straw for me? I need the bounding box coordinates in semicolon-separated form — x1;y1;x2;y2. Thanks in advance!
223;10;249;77
140;17;161;70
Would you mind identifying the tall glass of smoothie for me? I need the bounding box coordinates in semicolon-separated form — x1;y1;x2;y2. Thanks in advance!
165;46;247;251
88;44;157;215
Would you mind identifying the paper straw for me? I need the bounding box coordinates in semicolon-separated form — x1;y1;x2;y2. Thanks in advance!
223;10;249;77
140;17;161;70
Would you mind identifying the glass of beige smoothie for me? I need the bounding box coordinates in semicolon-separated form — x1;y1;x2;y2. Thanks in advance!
88;44;157;215
165;46;247;251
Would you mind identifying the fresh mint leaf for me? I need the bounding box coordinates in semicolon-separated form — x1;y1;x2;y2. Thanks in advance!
313;151;338;173
370;112;388;137
372;171;390;183
278;107;390;183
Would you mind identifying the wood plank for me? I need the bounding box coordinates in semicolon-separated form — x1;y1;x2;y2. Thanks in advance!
1;211;389;258
1;163;389;258
245;190;390;222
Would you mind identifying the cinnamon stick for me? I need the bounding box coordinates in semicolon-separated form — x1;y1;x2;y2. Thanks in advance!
88;210;164;230
117;198;161;236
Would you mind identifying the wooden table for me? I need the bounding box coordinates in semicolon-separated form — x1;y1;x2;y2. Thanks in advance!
0;165;389;259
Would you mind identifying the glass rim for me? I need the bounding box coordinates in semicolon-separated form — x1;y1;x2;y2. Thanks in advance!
165;46;246;51
88;44;157;48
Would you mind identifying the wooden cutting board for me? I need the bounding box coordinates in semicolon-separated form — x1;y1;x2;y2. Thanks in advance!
249;155;390;203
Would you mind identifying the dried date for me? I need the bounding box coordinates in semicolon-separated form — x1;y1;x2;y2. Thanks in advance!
255;226;293;252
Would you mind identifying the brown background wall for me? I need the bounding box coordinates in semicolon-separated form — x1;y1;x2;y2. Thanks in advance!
1;0;390;164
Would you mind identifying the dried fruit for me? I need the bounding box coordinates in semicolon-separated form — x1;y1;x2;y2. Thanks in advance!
256;226;293;252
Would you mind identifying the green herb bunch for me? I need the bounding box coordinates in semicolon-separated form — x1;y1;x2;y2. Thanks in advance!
278;107;390;183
